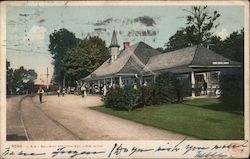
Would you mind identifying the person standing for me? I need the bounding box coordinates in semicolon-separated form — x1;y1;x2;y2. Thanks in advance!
81;84;86;97
62;88;66;97
57;88;60;97
203;79;208;95
37;87;44;103
103;84;107;96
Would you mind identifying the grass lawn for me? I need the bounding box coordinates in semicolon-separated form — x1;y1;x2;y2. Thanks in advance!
92;98;244;140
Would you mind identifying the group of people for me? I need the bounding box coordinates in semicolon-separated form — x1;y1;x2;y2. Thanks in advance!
36;81;143;103
36;87;68;103
57;88;66;97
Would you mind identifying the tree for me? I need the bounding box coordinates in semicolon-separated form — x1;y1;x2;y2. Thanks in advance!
48;28;78;84
219;68;243;112
165;30;190;52
63;36;109;85
165;6;220;51
208;29;244;62
6;60;13;95
155;72;181;103
184;6;220;45
6;62;37;95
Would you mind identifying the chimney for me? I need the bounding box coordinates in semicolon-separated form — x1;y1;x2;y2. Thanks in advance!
123;42;130;50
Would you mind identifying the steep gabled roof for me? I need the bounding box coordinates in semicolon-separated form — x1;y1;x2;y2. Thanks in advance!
143;45;241;73
84;41;160;80
190;45;240;67
133;42;161;64
144;46;197;72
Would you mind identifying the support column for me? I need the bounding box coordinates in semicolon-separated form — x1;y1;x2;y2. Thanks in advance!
98;80;100;89
153;75;156;83
139;75;143;85
191;71;195;98
119;76;122;87
110;78;113;87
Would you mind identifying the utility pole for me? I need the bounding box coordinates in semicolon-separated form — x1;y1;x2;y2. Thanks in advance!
46;67;49;89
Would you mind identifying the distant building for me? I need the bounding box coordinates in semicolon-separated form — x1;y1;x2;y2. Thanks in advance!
82;30;241;97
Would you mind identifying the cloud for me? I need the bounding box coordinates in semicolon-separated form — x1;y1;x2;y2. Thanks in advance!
134;16;156;27
128;29;158;37
215;28;229;40
38;19;45;23
23;25;47;42
93;18;113;26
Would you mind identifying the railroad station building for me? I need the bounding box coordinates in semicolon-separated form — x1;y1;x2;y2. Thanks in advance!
82;30;241;97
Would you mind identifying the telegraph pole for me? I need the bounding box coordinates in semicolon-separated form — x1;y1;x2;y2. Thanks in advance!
46;67;49;89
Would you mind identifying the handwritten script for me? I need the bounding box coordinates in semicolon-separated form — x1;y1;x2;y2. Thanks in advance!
2;139;248;158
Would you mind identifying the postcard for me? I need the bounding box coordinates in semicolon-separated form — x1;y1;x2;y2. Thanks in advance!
0;0;249;158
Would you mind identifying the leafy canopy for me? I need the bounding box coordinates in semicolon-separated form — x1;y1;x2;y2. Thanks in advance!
48;28;78;83
63;36;109;85
166;6;220;51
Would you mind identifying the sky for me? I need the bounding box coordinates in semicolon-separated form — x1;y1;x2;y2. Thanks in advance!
5;4;245;84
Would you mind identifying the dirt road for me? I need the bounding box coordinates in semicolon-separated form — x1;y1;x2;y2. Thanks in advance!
7;95;194;140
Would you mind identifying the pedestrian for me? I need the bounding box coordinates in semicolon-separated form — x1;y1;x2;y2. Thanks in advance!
57;88;60;97
81;85;86;97
203;79;207;95
37;87;44;103
62;88;66;97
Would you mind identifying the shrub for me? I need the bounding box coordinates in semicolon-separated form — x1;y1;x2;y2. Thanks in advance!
219;68;243;111
104;87;126;110
104;72;183;111
104;86;140;111
123;86;141;111
155;72;181;103
139;85;159;106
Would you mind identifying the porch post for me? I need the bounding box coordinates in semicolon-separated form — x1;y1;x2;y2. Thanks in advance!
119;76;122;87
153;75;156;83
191;71;195;98
98;80;100;92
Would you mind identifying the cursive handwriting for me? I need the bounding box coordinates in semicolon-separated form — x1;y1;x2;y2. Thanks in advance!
108;143;129;157
51;147;105;158
155;138;186;153
211;140;248;150
194;150;227;158
183;144;210;155
2;147;46;156
1;140;248;158
129;147;154;156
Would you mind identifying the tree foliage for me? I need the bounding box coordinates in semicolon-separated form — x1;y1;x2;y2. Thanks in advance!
63;36;109;85
210;29;244;62
165;6;220;51
184;6;220;45
155;72;182;103
48;28;78;83
219;68;243;111
6;61;37;95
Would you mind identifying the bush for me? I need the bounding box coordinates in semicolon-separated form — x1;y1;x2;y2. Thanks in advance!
219;68;243;111
155;72;181;103
139;85;159;106
104;72;183;111
104;87;125;110
104;86;140;111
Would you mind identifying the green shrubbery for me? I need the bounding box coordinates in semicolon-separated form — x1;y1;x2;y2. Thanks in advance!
104;72;184;111
219;68;243;111
104;86;141;111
